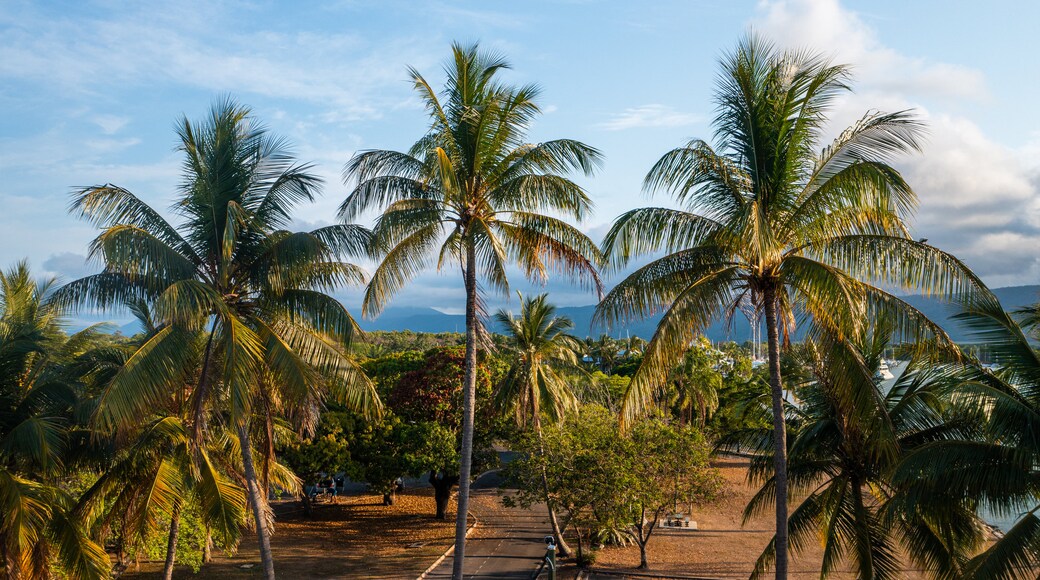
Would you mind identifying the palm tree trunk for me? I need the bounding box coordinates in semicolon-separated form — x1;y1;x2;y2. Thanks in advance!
851;477;874;579
192;319;218;445
203;528;213;563
162;499;182;580
532;409;572;557
763;286;789;580
451;242;479;580
237;421;276;580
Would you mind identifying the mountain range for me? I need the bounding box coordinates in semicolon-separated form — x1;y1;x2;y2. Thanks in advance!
79;285;1040;344
356;285;1040;343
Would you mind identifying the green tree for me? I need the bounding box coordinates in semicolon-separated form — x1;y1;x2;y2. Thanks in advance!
596;35;982;578
707;343;768;437
345;413;456;508
506;405;721;569
388;346;504;519
505;404;619;563
494;293;583;555
58;99;379;579
621;417;722;569
668;337;724;427
341;42;603;578
592;335;620;374
70;300;255;580
77;416;255;580
0;262;110;579
279;412;351;515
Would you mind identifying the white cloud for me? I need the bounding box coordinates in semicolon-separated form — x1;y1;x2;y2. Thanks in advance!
91;114;130;135
754;0;1040;287
755;0;989;102
598;104;701;131
0;4;438;122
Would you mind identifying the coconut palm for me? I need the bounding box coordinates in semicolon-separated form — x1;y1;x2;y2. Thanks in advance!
593;334;621;374
669;337;723;427
341;43;603;576
895;293;1040;579
723;325;984;579
78;416;246;580
57;99;378;579
595;35;984;578
494;293;582;555
72;302;259;580
0;262;110;579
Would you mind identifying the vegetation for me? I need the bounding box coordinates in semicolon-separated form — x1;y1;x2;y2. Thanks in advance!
505;405;722;570
722;325;984;579
596;34;986;578
494;293;584;555
0;263;110;579
58;99;379;580
341;42;603;578
895;293;1040;579
1;35;1038;580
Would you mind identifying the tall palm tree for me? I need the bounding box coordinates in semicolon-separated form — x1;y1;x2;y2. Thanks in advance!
895;293;1040;580
494;293;582;555
595;35;984;578
341;43;603;577
57;99;379;579
723;326;983;579
0;262;110;579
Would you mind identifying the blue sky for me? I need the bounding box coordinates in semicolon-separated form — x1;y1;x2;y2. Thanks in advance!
2;0;1039;321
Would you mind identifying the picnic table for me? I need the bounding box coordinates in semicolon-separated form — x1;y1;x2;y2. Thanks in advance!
662;513;697;529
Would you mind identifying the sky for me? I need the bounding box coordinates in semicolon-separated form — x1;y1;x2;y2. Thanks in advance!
1;0;1038;322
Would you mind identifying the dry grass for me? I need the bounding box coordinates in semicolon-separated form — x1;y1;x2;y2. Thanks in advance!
121;488;463;580
588;457;932;579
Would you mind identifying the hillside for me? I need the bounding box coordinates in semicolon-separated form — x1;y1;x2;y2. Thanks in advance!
356;285;1040;343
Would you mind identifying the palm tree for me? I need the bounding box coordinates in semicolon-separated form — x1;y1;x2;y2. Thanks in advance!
895;293;1040;579
593;334;620;374
341;43;603;577
72;301;258;580
595;35;984;578
669;337;722;427
723;326;983;579
494;293;582;555
78;416;247;580
0;262;110;579
58;99;379;579
622;334;647;361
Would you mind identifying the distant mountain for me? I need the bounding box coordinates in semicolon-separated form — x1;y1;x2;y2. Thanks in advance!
895;285;1040;343
357;307;467;334
76;285;1040;343
359;285;1040;343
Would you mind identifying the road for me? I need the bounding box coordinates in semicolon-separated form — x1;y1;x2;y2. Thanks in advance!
422;472;551;579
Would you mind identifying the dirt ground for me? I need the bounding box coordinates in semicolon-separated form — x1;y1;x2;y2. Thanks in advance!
587;457;933;579
121;488;462;579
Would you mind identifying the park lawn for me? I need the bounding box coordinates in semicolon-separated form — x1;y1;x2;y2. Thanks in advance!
122;488;460;579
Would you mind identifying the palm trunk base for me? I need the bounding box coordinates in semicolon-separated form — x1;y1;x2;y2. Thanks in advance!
238;421;276;580
161;501;182;580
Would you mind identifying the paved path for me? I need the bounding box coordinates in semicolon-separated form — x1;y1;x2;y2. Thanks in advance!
423;474;551;579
